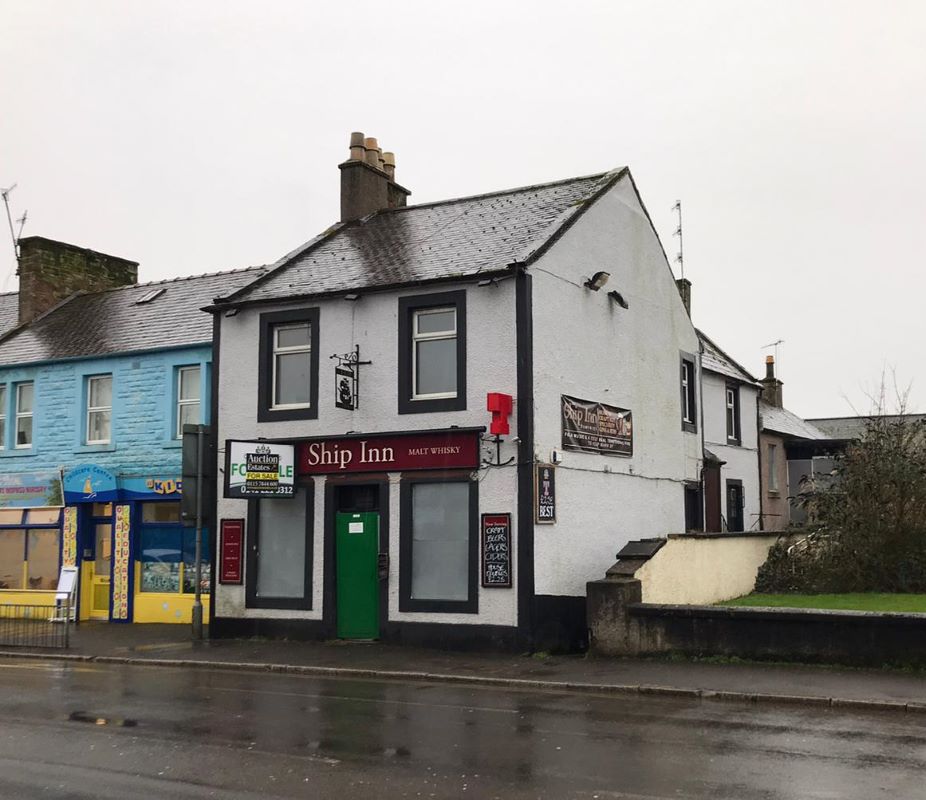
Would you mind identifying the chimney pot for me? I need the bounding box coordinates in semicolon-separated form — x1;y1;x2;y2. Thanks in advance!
349;131;365;161
383;151;396;179
363;137;380;167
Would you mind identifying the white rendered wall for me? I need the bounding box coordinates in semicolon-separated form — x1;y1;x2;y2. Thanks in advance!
702;371;761;530
530;175;702;597
214;279;521;626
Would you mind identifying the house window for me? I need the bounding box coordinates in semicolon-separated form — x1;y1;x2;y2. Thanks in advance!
768;443;779;493
399;476;477;613
0;385;6;450
257;308;320;422
725;385;741;444
398;290;467;414
245;486;313;609
176;366;201;437
86;375;112;445
680;356;696;432
15;382;33;448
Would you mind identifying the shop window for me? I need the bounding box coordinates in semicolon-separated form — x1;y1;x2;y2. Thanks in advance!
142;502;181;523
0;521;61;591
138;525;210;594
257;308;320;422
86;375;113;444
0;530;24;589
27;529;59;589
0;385;6;449
25;508;61;525
245;487;313;610
92;503;113;517
176;366;201;437
15;382;33;448
0;509;23;524
399;477;477;613
398;290;467;414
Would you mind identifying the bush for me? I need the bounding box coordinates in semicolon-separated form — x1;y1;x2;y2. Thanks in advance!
757;412;926;593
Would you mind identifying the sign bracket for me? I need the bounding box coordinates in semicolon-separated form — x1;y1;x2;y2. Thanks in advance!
330;345;372;410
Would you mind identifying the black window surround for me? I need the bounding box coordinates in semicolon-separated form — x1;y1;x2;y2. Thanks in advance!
257;307;320;422
399;473;478;613
398;290;467;414
245;483;314;610
679;352;697;433
725;383;742;445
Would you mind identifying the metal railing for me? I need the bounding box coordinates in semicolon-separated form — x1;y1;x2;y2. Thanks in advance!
0;600;72;648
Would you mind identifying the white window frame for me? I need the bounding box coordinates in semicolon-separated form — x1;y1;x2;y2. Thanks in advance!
15;382;33;449
176;366;201;438
0;385;6;451
768;443;779;492
411;307;457;401
271;322;312;410
681;361;693;423
86;375;112;445
726;387;738;442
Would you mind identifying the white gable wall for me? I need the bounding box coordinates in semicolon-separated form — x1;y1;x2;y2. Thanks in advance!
530;174;702;597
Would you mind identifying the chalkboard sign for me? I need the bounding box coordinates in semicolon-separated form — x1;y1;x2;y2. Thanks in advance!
481;513;512;588
535;464;556;523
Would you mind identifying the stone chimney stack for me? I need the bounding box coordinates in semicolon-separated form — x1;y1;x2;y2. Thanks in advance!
17;236;138;325
339;131;411;223
759;355;783;408
676;278;692;317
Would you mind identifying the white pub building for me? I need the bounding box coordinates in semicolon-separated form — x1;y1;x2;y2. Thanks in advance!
207;134;703;651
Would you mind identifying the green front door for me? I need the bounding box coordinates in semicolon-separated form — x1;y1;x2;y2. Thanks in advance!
336;511;379;639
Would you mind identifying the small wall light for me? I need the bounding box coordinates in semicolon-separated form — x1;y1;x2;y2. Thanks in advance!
344;293;360;301
584;271;611;291
608;290;629;309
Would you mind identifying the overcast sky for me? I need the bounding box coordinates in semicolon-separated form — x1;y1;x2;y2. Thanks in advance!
2;1;923;417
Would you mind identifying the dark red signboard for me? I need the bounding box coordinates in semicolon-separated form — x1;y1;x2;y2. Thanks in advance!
219;519;244;584
297;430;480;475
481;513;512;588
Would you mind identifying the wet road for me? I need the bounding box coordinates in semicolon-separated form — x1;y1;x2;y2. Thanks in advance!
0;659;923;799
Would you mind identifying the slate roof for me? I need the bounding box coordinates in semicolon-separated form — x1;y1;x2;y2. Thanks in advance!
697;329;758;384
806;414;926;441
0;293;18;338
760;401;828;441
220;170;624;305
0;267;265;366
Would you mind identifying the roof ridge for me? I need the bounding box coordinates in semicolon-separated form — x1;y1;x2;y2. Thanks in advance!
85;264;268;296
697;328;759;384
377;170;614;215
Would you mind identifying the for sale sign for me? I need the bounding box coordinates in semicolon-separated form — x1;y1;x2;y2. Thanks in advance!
225;441;295;498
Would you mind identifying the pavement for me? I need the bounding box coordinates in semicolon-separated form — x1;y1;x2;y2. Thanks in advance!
2;622;926;713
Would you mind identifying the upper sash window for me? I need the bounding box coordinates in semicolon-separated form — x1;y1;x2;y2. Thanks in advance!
257;308;320;422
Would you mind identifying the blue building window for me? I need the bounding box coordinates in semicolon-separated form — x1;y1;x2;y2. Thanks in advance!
138;502;210;594
15;382;33;449
86;375;113;445
176;366;201;438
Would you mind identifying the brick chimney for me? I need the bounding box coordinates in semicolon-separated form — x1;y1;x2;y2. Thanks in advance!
676;278;691;317
339;131;411;222
759;355;783;408
17;236;138;325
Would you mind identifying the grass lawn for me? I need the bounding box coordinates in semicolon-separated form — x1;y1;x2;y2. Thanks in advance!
718;593;926;613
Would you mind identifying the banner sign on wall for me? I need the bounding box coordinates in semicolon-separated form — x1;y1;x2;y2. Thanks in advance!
561;395;633;457
297;430;480;475
63;464;118;503
481;513;512;588
0;470;64;508
219;519;244;584
535;464;556;524
225;441;295;498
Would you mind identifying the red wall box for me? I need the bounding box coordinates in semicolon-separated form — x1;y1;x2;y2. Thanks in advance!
219;519;244;584
296;429;481;475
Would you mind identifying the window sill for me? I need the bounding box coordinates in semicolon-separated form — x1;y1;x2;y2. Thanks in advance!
682;421;697;434
162;440;183;450
74;444;116;454
0;448;35;458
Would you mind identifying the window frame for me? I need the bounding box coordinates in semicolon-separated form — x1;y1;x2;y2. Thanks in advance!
767;442;779;493
0;384;6;450
85;374;113;445
680;353;697;433
175;365;202;438
245;484;315;610
257;308;320;423
725;384;741;445
14;381;34;449
398;473;478;614
398;290;467;414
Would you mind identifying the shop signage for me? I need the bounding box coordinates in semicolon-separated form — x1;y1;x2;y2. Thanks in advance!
225;441;295;498
535;464;556;523
63;464;118;503
0;470;63;508
297;430;480;475
561;395;633;457
219;519;244;584
62;507;78;567
481;513;512;588
112;504;131;621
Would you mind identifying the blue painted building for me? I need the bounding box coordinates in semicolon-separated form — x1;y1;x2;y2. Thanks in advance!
0;237;263;623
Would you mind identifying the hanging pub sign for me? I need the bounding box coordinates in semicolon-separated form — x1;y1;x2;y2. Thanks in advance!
335;363;356;410
481;513;512;588
219;519;244;584
297;429;480;475
224;441;296;498
561;395;633;457
535;464;556;523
